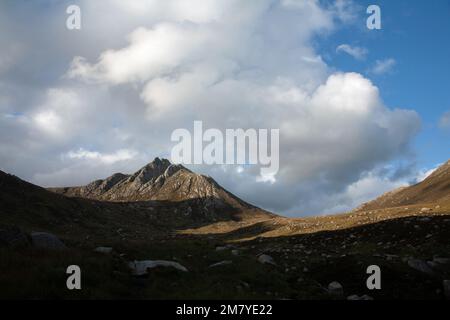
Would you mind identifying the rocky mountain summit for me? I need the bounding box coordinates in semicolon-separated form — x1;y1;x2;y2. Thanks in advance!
49;158;273;221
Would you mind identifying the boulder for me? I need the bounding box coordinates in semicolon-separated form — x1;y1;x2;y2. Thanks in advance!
258;254;276;265
407;259;435;275
94;247;113;254
209;260;232;268
328;281;344;297
128;260;188;275
0;226;30;248
31;232;65;250
231;249;240;256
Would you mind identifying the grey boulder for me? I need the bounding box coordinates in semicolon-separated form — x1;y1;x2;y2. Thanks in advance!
407;259;435;275
94;247;113;254
31;232;66;250
209;260;233;268
128;260;188;275
328;281;344;297
258;254;276;266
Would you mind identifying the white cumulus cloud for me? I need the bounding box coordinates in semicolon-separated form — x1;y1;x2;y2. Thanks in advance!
0;0;422;216
336;44;368;60
65;148;138;165
370;58;396;75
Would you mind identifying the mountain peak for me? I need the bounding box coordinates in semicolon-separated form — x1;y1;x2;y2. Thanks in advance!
48;158;271;221
132;158;173;184
148;157;170;167
139;157;173;173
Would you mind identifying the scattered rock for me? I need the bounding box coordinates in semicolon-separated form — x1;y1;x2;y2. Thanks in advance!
407;259;435;275
231;249;240;256
420;207;432;213
31;232;65;250
0;226;30;248
94;247;113;254
258;254;276;266
215;246;227;252
209;260;232;268
328;281;344;297
128;260;188;275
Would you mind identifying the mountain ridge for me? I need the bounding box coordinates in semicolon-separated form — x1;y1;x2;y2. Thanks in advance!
50;158;241;203
48;158;274;221
355;160;450;212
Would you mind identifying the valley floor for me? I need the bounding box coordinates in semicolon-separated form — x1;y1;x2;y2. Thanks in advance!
1;203;450;300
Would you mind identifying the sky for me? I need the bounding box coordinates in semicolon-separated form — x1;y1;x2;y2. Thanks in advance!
0;0;449;217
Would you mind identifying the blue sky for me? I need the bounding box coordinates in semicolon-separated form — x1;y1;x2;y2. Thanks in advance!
326;0;450;170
